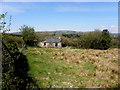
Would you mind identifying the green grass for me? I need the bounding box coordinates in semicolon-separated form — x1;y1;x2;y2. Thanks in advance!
26;47;118;88
83;62;96;73
26;47;85;88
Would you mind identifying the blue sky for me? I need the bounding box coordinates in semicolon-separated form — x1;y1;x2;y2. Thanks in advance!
2;2;118;33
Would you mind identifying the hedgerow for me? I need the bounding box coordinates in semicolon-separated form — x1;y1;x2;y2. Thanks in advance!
2;34;39;89
1;13;39;89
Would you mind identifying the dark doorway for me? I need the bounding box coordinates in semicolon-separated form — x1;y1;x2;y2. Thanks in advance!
44;42;46;46
55;43;58;47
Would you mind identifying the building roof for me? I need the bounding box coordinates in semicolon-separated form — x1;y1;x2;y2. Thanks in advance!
44;36;61;43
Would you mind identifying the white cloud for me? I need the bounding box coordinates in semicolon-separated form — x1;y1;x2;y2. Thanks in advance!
1;3;35;14
55;2;117;12
1;1;117;13
56;6;90;12
109;25;118;33
110;25;118;29
100;24;107;28
55;4;117;12
2;4;25;13
99;25;118;33
2;0;119;2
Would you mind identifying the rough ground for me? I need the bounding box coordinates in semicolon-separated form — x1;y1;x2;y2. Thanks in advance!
26;47;119;88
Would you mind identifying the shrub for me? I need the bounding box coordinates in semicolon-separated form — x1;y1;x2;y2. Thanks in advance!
1;13;38;89
62;29;112;50
110;38;119;48
98;29;112;50
20;25;37;46
2;34;39;89
3;33;24;48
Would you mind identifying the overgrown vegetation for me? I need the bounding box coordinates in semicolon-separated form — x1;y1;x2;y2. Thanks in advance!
3;34;24;48
1;13;39;89
61;29;119;49
26;47;118;88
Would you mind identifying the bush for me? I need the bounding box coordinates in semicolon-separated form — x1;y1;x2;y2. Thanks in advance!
62;29;112;50
76;30;102;49
61;36;74;47
98;29;112;50
1;13;38;89
2;34;39;89
3;33;24;48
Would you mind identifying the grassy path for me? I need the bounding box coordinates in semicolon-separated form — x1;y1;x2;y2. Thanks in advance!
26;47;118;88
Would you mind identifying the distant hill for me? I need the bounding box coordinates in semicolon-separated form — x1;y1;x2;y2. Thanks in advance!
8;30;119;37
37;31;119;37
37;30;80;34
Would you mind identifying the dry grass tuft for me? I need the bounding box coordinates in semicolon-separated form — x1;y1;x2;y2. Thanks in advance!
28;47;119;88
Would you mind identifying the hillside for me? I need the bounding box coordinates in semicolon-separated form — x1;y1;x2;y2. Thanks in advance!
38;30;80;34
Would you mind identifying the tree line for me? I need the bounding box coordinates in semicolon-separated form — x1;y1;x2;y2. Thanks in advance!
62;29;115;50
19;25;119;50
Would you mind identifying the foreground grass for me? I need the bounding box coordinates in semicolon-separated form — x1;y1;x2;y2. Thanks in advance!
26;47;118;88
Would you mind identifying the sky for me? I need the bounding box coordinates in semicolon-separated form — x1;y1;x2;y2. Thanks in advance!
2;0;119;2
1;2;118;33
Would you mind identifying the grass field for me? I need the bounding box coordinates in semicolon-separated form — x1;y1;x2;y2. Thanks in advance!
26;47;119;88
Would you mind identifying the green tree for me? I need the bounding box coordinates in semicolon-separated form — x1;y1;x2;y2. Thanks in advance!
20;25;37;46
90;30;102;49
0;12;12;33
99;29;112;50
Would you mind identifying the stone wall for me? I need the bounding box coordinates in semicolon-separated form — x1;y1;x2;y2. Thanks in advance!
38;42;62;48
57;43;62;47
37;42;45;47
